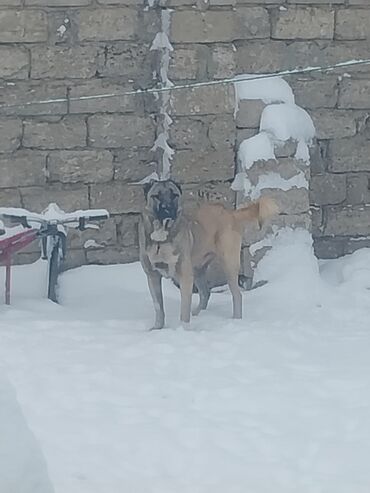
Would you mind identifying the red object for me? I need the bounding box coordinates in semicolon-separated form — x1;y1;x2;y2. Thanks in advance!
0;229;38;304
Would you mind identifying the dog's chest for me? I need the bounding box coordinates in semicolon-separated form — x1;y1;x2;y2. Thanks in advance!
147;242;179;278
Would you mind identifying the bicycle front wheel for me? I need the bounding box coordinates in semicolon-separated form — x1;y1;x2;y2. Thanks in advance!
48;243;62;303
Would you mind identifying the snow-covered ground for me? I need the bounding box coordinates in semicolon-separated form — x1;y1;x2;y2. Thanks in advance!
1;230;370;493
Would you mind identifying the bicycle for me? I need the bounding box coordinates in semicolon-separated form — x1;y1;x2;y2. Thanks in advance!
0;203;109;304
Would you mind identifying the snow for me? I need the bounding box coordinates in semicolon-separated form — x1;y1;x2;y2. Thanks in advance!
2;237;370;492
234;75;295;105
237;132;275;170
0;203;109;225
260;103;315;144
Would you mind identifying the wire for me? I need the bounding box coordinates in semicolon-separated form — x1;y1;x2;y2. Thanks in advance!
1;58;370;110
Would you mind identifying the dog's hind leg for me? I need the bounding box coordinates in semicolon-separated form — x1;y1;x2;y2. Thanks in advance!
217;233;243;319
192;267;210;316
147;271;165;329
178;260;193;325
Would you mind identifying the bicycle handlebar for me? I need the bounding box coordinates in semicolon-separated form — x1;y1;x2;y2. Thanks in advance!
0;207;109;230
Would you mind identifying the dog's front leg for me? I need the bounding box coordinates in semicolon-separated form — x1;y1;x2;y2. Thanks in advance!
147;270;165;329
178;260;193;325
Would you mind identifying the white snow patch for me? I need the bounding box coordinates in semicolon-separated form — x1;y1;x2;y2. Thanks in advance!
234;75;295;105
260;103;315;144
237;132;275;171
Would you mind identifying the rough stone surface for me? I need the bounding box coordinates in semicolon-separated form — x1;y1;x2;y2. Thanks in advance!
170;85;235;116
21;185;89;212
88;114;156;148
339;79;370;109
311;110;357;140
90;183;145;214
0;119;22;152
0;46;29;79
0;10;47;42
171;149;235;184
310;174;346;206
325;205;370;236
0;152;46;188
329;138;370;173
78;8;137;42
336;9;370;40
272;7;334;40
48;150;114;184
23;117;87;150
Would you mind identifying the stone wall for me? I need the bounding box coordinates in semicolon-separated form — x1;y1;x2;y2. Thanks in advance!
0;0;369;266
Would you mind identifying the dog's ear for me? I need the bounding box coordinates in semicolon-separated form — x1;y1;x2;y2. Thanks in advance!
143;179;155;198
169;179;182;195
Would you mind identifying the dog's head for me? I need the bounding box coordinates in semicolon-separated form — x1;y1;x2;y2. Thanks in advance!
143;179;182;226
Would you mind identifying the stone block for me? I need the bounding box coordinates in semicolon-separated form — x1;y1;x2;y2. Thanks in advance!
68;80;139;114
88;114;155;148
171;148;235;183
0;188;22;207
63;250;87;271
346;174;370;205
86;246;139;265
210;45;236;80
339;79;370;109
0;46;29;80
116;214;139;247
0;118;22;152
170;85;235;116
0;81;68;117
311;109;357;139
90;183;144;214
113;149;156;183
68;217;117;250
310;141;328;175
343;238;370;255
236;100;265;128
329;137;370;172
170;8;269;43
272;7;334;40
31;46;99;80
27;0;90;5
48;150;114;184
247;158;309;184
310;206;323;237
23;117;87;150
309;174;346;206
336;9;370;40
236;129;257;147
325;205;370;236
96;42;152;79
313;237;345;259
0;10;47;42
168;46;208;81
0;152;46;188
78;8;137;41
263;188;310;215
21;184;89;212
208;115;236;150
182;181;236;208
274;139;297;158
290;77;339;109
168;117;208;150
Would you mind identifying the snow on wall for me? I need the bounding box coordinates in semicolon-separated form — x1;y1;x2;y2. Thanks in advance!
149;7;174;180
233;75;316;280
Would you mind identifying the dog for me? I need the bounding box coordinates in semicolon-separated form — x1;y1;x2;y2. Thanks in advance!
139;179;278;329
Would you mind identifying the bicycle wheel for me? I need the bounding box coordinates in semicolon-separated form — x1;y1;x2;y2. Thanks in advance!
47;242;62;303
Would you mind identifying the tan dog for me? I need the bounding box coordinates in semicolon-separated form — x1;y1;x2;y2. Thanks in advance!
139;179;278;329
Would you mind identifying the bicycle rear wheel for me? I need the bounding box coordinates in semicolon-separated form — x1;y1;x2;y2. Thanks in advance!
48;242;62;303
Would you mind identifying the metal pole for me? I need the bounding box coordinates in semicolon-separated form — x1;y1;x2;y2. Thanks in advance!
5;254;11;305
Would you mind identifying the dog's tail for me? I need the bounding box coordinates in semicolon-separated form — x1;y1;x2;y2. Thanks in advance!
233;197;279;228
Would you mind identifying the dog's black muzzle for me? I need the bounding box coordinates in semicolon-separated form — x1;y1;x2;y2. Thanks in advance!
155;203;178;223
